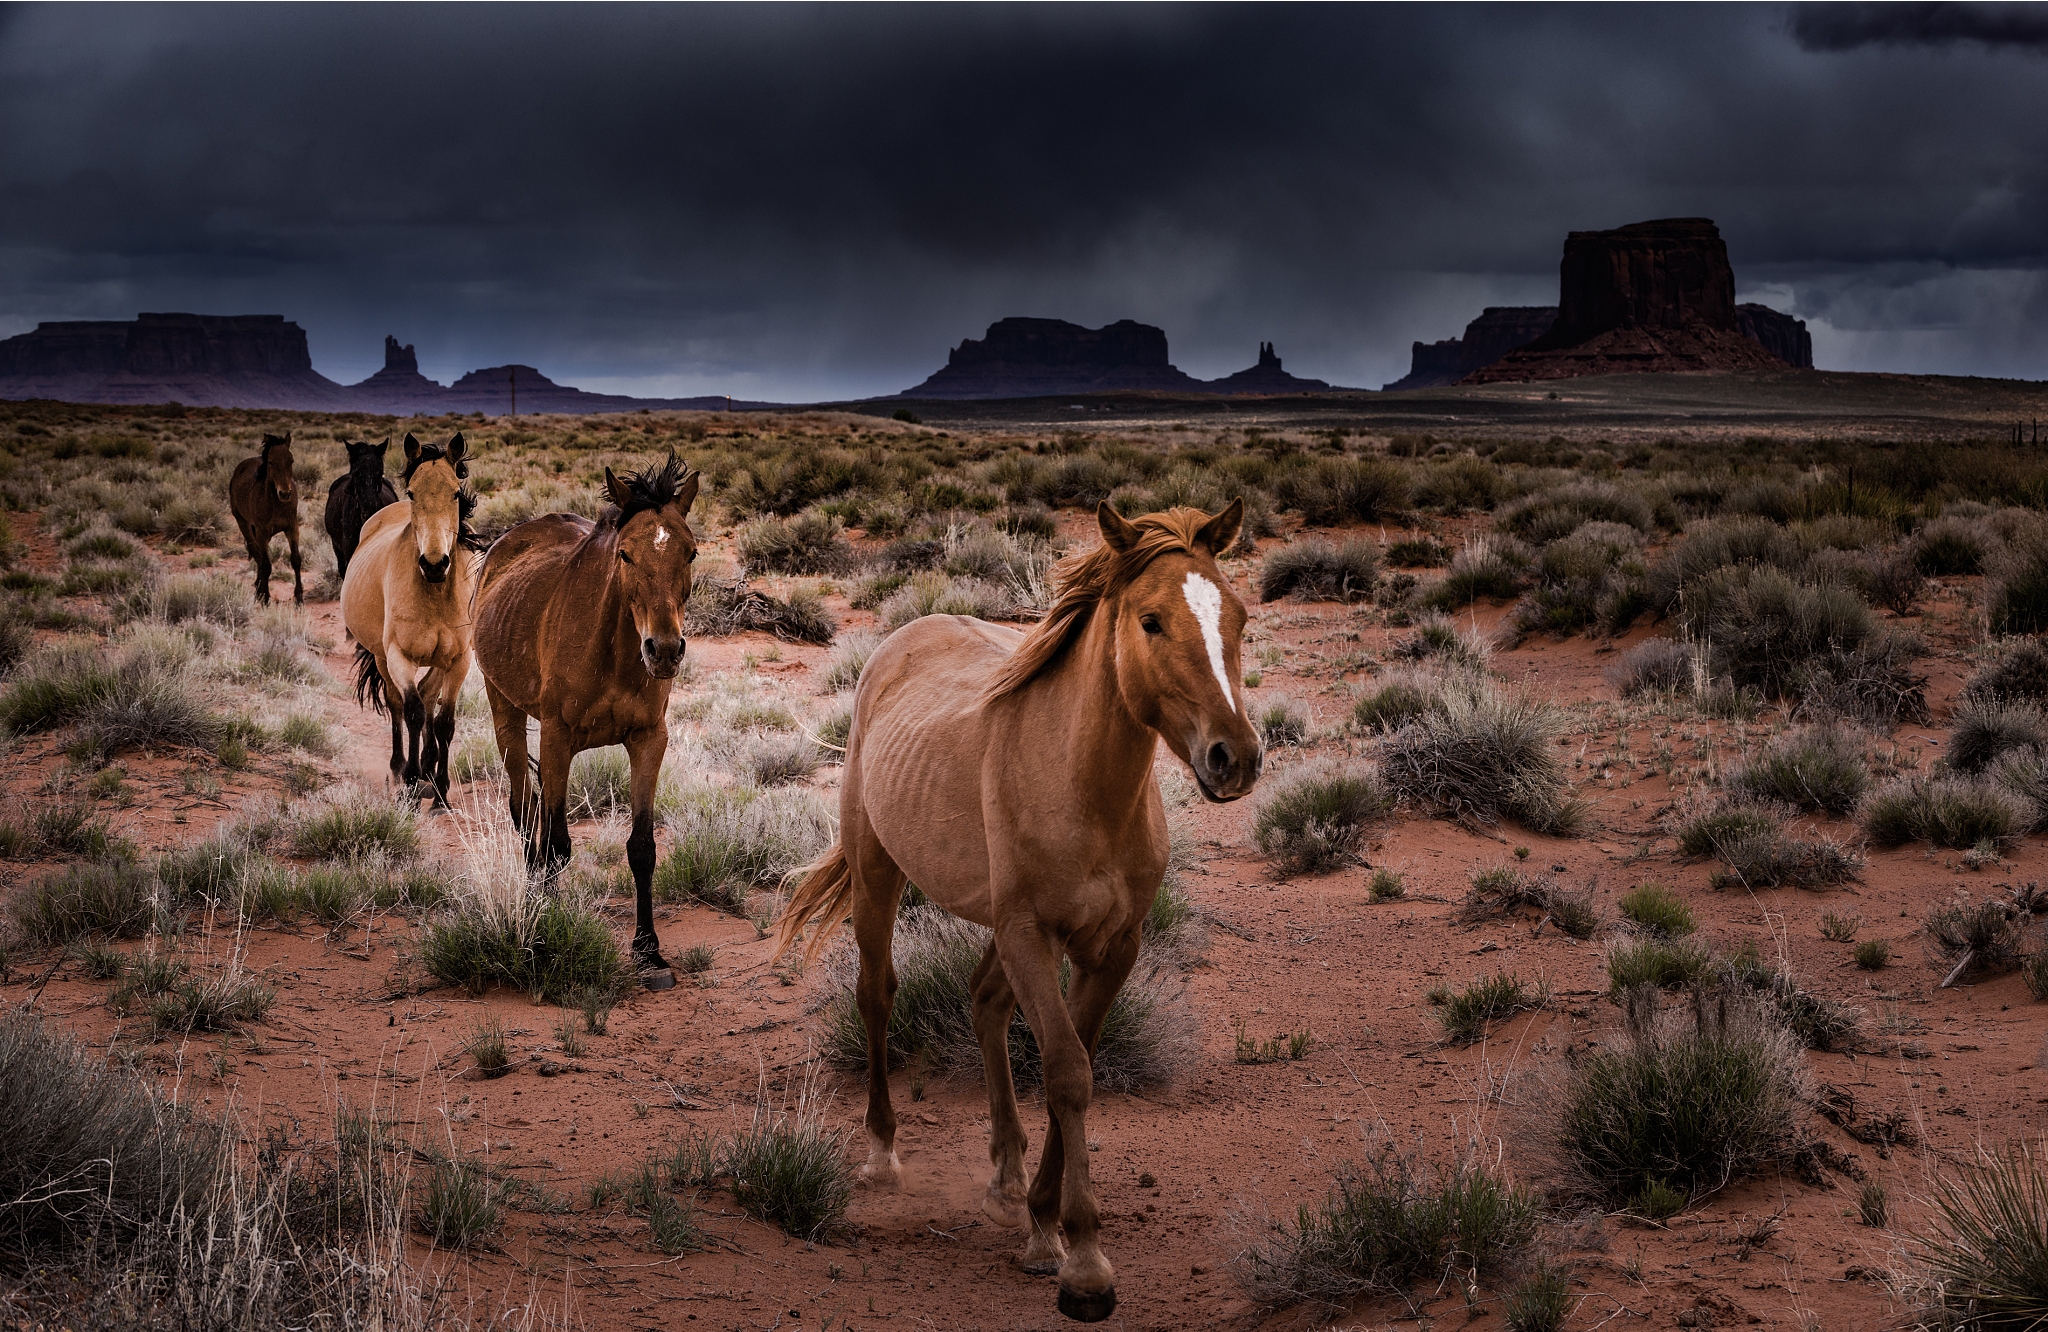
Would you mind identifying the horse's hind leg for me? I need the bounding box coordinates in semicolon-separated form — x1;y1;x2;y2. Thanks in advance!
237;517;270;604
847;808;908;1186
485;679;536;837
623;721;672;987
535;720;576;873
285;519;303;604
970;943;1032;1232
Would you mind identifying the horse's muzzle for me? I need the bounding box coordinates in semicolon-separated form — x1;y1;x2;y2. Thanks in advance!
417;554;451;583
1191;734;1263;803
642;635;686;679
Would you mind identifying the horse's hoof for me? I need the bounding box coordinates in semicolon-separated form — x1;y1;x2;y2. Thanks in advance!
639;968;676;992
1055;1284;1116;1323
1020;1258;1062;1277
982;1187;1029;1229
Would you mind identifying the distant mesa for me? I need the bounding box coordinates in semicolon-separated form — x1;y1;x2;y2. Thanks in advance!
1386;218;1813;389
899;317;1341;399
0;316;762;414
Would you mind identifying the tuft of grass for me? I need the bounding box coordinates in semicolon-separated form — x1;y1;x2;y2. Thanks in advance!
1417;535;1533;610
1676;796;1862;890
421;1159;501;1247
656;783;833;914
1368;868;1406;902
1630;1178;1688;1220
276;711;334;756
1913;514;1994;576
289;791;420;862
1605;937;1717;991
1862;774;2032;851
1251;759;1393;875
1557;998;1803;1206
1859;1180;1888;1229
1384;536;1449;567
1925;898;2024;979
1725;728;1870;815
1987;524;2048;636
1258;537;1379;603
1819;911;1860;942
421;890;631;1004
1239;1147;1538;1309
1352;672;1438;733
1856;939;1892;970
876;571;1017;629
1255;697;1311;748
1234;1020;1313;1064
679;942;716;974
1502;1258;1574;1332
14;861;156;945
1392;612;1490;671
566;746;631;819
1604;637;1697;697
739;510;852;575
1947;699;2048;775
1434;972;1542;1044
1377;682;1583;835
1916;1141;2048;1327
817;629;880;694
466;1016;510;1076
1618;883;1695;938
724;1086;853;1240
1963;636;2048;707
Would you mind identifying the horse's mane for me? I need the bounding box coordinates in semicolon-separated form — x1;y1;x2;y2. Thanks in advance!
256;432;290;480
983;507;1215;702
603;451;696;528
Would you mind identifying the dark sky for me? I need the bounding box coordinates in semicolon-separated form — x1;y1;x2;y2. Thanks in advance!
3;3;2047;400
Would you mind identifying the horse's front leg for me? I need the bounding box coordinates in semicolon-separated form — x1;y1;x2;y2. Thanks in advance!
384;645;425;790
241;521;271;605
534;720;576;875
423;662;463;809
623;722;672;987
970;941;1031;1231
286;519;304;604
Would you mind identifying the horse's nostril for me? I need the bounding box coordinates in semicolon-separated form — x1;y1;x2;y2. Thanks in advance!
1207;741;1232;774
644;637;659;658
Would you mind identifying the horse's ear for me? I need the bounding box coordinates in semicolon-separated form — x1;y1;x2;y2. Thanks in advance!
675;469;700;515
604;467;635;509
1097;500;1141;554
1194;497;1244;556
446;433;467;477
402;433;421;466
375;438;390;457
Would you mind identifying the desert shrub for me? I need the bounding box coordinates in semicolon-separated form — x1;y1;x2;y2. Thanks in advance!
878;571;1017;629
724;1094;854;1240
1725;728;1870;814
818;629;880;694
1649;515;1802;614
1384;536;1449;567
819;908;1196;1093
1417;535;1533;610
1618;883;1695;937
0;1012;223;1255
156;826;269;903
421;1159;501;1248
1377;684;1583;834
686;572;838;643
1495;481;1654;544
1987;747;2048;832
1434;972;1542;1044
1258;537;1379;603
656;783;832;913
1410;456;1510;513
2;633;221;759
1557;997;1803;1206
566;746;631;819
129;572;250;626
290;791;420;861
18;797;127;860
1856;939;1892;970
738;510;852;575
1251;759;1393;874
1912;514;1997;575
1862;774;2032;851
0;608;29;675
1924;898;2025;979
1238;1147;1537;1308
733;732;824;786
14;861;157;944
1368;868;1405;902
814;700;852;750
1915;1141;2048;1328
1676;797;1862;888
1353;672;1438;733
1503;1259;1574;1332
133;959;276;1036
1988;523;2048;636
1393;613;1489;671
725;448;884;517
1506;520;1651;640
419;892;629;1002
1605;938;1717;991
1604;637;1698;697
1949;699;2048;774
1459;865;1595;937
1962;637;2048;706
1255;697;1311;748
1675;564;1880;694
1268;456;1410;525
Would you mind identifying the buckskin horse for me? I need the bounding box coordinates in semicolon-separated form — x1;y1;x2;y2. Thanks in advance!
227;432;304;604
775;500;1263;1322
341;433;480;807
471;452;700;990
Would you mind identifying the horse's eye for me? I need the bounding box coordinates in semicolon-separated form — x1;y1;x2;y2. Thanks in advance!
1140;614;1163;635
686;549;697;564
619;550;633;565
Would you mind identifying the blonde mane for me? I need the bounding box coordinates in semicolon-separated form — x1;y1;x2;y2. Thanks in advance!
983;506;1216;702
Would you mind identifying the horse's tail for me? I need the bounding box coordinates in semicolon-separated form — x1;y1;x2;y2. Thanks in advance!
773;842;853;969
352;644;388;716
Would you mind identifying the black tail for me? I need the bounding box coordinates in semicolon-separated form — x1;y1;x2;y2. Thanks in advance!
353;644;388;716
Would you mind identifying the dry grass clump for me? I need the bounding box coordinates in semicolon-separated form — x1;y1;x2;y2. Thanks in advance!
1923;897;2027;981
1384;535;1449;567
1649;514;1802;614
1913;512;1998;575
877;570;1020;629
738;510;853;574
1672;795;1861;890
1724;727;1871;814
1504;520;1651;641
1962;637;2048;706
289;788;421;862
1554;991;1805;1211
1911;1140;2048;1329
1861;774;2033;851
817;907;1197;1094
1;631;223;760
13;861;156;945
1352;668;1442;733
1604;637;1698;697
1948;698;2048;774
1417;535;1533;611
1617;883;1696;937
1495;480;1656;544
656;782;832;913
417;820;629;1001
1254;697;1312;749
1251;759;1394;875
685;570;837;643
1377;682;1584;835
723;1074;855;1241
1460;865;1597;938
1431;971;1545;1044
1237;1146;1537;1309
818;628;880;694
1987;522;2048;636
1391;612;1490;671
1266;455;1410;525
1257;537;1379;603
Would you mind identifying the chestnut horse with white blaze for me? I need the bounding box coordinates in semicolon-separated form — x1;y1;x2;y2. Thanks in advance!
342;432;480;807
471;453;699;990
775;500;1262;1323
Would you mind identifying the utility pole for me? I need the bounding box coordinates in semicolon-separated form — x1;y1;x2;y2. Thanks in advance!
509;367;517;418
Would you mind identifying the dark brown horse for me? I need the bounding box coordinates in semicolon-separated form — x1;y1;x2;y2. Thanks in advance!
775;501;1262;1323
472;453;699;988
324;438;397;581
228;432;303;604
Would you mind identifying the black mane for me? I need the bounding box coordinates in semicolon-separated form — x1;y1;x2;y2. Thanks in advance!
606;451;695;528
402;437;468;483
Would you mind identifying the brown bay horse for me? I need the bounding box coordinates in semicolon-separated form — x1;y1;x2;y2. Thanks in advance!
471;453;699;989
342;433;480;807
227;432;303;604
775;501;1263;1323
325;437;397;581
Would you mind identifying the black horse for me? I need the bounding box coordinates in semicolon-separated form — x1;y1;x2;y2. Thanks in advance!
324;438;398;582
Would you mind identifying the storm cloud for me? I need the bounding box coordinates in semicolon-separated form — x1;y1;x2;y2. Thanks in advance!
2;3;2046;399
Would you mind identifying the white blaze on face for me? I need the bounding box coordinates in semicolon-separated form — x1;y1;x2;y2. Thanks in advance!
654;525;671;549
1181;571;1236;711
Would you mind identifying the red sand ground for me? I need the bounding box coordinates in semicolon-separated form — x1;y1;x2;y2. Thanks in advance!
6;504;2042;1332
